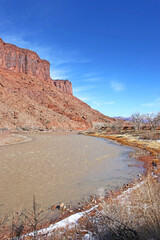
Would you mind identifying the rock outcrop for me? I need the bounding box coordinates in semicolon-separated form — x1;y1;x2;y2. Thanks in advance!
53;80;73;95
0;38;73;95
0;38;114;131
0;38;50;81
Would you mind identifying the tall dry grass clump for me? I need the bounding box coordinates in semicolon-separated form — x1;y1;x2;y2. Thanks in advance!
91;175;160;240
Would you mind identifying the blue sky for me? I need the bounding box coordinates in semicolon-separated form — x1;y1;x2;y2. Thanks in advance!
0;0;160;117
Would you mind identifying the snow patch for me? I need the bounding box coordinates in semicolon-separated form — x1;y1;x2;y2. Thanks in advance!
82;231;95;240
117;181;145;201
20;205;98;239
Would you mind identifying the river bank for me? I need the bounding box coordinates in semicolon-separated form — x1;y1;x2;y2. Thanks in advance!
43;132;160;239
46;132;160;240
0;130;32;146
83;132;160;174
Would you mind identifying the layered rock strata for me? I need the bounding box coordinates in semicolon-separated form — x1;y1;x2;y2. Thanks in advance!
0;38;114;131
53;80;73;95
0;38;73;95
0;38;50;81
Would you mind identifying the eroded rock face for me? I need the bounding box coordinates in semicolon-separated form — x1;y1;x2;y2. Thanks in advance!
0;38;73;94
0;38;114;130
0;38;50;81
0;68;114;131
53;80;73;95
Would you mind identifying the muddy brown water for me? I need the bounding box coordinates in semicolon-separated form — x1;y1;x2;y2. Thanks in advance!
0;133;144;213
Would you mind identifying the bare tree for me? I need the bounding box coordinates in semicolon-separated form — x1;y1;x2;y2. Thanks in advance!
145;113;160;131
131;112;144;132
25;196;44;240
145;113;155;131
155;112;160;128
114;119;123;133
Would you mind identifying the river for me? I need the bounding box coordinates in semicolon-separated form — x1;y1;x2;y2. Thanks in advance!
0;133;144;213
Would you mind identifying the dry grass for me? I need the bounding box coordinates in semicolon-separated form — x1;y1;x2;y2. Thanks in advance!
89;175;160;240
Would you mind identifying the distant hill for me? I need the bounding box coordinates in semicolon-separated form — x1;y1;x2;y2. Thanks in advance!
114;116;132;121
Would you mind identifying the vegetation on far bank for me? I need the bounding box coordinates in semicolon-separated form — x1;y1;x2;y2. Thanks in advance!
93;112;160;138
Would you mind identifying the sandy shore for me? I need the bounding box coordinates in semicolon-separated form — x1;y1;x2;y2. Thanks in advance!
0;131;32;146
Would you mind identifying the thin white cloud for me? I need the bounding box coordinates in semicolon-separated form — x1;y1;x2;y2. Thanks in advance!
73;85;95;93
142;98;160;107
104;101;115;105
1;34;30;49
92;101;115;107
50;68;71;80
110;80;125;92
82;72;102;83
53;49;90;66
83;72;101;78
76;96;91;102
83;77;101;82
54;57;90;66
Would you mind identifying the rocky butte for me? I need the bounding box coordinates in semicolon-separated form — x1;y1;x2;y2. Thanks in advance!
0;38;50;81
53;80;73;95
0;38;72;95
0;38;114;131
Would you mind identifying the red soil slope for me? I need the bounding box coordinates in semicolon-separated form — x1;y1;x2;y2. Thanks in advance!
0;39;113;131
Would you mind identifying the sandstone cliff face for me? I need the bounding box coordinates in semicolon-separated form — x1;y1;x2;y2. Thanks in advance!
0;38;73;95
0;38;114;131
0;69;114;131
0;38;50;81
53;80;73;95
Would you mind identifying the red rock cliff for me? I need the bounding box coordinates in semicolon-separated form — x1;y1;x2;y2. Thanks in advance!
53;80;73;95
0;38;114;131
0;38;50;81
